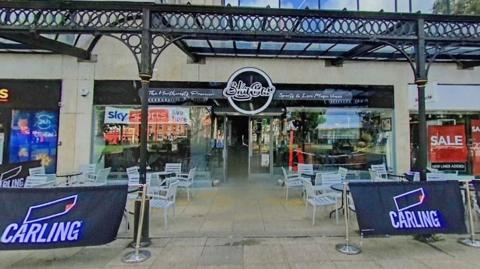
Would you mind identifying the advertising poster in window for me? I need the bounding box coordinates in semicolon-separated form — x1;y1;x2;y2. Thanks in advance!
9;110;58;173
428;125;467;171
471;119;480;175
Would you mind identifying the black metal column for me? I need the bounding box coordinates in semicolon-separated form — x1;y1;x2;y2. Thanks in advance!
133;7;152;246
415;18;428;181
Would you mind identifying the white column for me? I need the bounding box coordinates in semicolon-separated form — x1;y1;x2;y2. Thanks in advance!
57;57;95;172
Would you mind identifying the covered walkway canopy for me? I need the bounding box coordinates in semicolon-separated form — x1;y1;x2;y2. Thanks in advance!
1;0;480;240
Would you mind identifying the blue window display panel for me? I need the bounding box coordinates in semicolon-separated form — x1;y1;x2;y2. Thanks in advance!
9;110;59;173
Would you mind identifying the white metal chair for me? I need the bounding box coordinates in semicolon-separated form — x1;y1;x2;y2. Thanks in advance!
303;179;337;225
24;175;54;188
177;167;196;201
165;163;182;176
148;180;179;229
319;173;342;223
338;167;348;181
297;163;314;176
89;167;111;185
370;164;388;179
29;166;45;175
127;166;141;199
281;167;304;200
426;172;452;181
28;166;56;182
369;169;383;181
79;164;97;181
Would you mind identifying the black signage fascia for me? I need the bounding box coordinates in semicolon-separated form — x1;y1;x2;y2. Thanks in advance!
94;81;393;109
0;80;61;109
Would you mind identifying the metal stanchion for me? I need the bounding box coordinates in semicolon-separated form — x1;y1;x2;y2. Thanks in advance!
458;180;480;248
122;184;151;263
335;182;361;255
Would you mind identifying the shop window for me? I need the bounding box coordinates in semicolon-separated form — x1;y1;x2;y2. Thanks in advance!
280;0;319;9
411;0;437;13
320;0;357;11
9;110;59;173
410;112;480;175
279;108;394;172
92;106;212;176
359;0;395;12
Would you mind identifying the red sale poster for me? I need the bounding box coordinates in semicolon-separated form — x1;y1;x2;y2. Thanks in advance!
428;125;468;163
471;120;480;175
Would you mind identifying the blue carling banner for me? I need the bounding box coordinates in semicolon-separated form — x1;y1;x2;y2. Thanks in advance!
0;185;127;250
349;181;466;236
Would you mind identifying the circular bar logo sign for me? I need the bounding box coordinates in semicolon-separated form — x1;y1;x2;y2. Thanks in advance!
223;67;275;115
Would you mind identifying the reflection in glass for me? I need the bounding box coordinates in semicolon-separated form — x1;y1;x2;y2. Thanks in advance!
240;0;279;7
280;0;319;9
92;106;213;177
321;0;357;11
225;0;239;6
397;0;411;12
359;0;395;12
279;108;394;172
412;0;436;13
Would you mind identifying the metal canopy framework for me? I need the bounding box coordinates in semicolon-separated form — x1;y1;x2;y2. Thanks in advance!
0;2;479;66
1;1;480;243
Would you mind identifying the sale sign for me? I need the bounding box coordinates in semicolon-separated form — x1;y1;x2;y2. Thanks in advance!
471;120;480;175
428;125;467;166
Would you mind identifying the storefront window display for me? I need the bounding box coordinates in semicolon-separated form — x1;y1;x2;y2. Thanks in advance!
281;108;394;171
92;106;212;174
8;110;59;173
410;112;480;175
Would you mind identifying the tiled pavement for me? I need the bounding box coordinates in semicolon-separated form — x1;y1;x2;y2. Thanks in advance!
1;176;480;268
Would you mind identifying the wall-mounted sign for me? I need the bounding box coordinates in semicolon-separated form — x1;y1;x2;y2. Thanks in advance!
428;125;468;170
0;88;9;103
104;106;190;125
223;67;275;115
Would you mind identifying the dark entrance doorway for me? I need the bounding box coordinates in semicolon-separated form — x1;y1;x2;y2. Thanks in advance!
227;116;249;180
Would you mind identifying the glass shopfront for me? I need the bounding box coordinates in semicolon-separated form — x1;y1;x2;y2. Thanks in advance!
282;108;394;172
92;105;212;173
0;80;61;173
408;84;480;176
410;112;480;175
93;80;394;181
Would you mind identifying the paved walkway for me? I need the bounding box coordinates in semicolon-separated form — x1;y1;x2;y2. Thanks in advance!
1;175;480;268
131;175;345;238
2;235;480;269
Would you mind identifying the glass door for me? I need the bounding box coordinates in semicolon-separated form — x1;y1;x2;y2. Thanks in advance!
249;117;273;175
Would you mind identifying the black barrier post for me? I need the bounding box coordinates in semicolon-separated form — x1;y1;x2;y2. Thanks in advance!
335;182;361;255
123;184;151;263
458;180;480;248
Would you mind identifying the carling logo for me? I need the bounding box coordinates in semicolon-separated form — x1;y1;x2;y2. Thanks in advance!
0;166;23;188
1;195;83;244
223;67;275;115
389;188;443;229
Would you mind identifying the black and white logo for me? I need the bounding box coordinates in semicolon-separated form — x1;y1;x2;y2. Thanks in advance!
223;67;275;115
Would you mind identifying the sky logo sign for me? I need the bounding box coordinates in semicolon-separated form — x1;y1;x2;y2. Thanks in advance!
389;188;442;229
1;195;83;244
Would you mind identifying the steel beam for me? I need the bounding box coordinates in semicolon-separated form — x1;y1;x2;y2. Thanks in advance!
0;33;90;60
